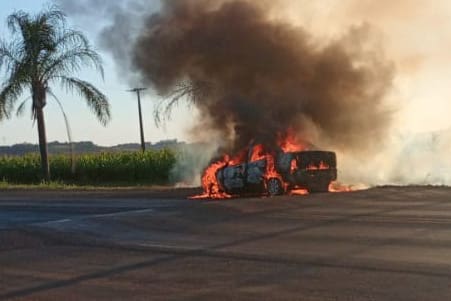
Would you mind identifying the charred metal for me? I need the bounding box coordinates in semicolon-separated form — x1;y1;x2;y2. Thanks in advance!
215;146;337;196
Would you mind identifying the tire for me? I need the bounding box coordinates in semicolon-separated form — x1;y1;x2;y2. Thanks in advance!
307;180;330;193
267;178;284;196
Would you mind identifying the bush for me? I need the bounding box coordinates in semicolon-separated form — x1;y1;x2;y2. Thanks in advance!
0;149;177;185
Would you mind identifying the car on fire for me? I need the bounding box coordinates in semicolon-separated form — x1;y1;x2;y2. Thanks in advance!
213;146;337;196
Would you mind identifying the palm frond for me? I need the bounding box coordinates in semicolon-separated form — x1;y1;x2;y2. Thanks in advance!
47;89;72;143
15;96;31;117
0;79;25;119
42;46;104;81
34;7;66;49
0;37;28;120
57;76;111;125
0;99;6;120
6;11;29;35
48;88;75;173
36;6;66;29
0;39;21;74
154;80;211;126
53;29;90;51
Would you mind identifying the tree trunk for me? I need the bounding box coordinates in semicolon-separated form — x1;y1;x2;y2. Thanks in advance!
35;107;50;181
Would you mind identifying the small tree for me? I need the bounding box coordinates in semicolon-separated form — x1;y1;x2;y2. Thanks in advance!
0;7;110;181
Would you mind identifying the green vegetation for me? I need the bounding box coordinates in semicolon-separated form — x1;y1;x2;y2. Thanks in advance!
0;150;176;186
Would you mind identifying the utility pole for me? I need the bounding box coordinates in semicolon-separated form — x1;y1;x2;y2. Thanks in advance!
127;88;147;152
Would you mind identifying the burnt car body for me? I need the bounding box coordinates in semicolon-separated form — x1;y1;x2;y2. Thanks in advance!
216;148;337;196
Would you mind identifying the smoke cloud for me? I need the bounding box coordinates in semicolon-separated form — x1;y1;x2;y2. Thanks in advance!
54;0;159;79
132;0;394;153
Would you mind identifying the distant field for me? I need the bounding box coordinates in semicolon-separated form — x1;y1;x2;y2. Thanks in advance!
0;150;176;185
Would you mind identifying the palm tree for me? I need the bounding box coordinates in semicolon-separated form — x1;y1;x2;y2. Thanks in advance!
0;7;110;181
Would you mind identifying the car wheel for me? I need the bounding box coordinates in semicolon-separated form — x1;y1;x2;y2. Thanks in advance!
267;178;284;196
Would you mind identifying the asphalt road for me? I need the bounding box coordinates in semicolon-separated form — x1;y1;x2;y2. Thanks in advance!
1;186;451;300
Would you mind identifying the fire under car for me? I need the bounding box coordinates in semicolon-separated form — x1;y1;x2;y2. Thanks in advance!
215;147;337;196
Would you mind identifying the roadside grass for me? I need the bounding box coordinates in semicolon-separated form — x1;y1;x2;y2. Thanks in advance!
0;179;177;190
0;179;80;190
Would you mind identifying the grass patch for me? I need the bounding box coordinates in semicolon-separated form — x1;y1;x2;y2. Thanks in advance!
0;179;176;190
0;149;177;186
0;179;80;190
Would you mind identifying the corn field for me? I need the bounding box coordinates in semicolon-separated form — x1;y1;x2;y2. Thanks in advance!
0;150;176;185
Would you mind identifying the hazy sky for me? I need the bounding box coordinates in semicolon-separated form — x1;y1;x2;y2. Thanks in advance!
0;0;193;146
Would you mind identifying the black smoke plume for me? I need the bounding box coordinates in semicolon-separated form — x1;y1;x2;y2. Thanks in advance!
132;0;394;153
55;0;395;153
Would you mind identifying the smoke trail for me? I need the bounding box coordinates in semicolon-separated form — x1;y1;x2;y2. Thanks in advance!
54;0;159;80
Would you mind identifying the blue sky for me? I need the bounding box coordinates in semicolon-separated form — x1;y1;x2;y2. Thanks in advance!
0;0;193;146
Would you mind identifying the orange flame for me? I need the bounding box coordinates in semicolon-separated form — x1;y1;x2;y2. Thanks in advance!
306;161;330;170
278;130;307;152
189;158;231;200
264;152;283;181
328;181;354;193
290;188;309;195
250;144;266;162
290;159;297;174
191;131;351;199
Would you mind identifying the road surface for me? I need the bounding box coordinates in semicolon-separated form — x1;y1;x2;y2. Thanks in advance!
1;186;451;300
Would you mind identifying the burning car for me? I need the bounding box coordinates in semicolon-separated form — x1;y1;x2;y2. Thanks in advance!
199;143;337;198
